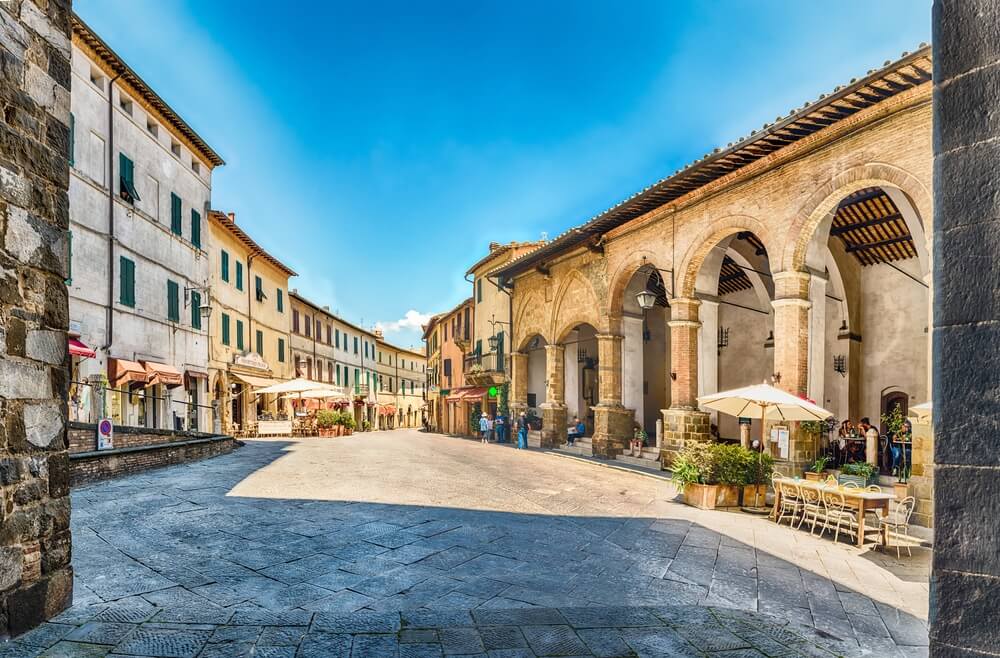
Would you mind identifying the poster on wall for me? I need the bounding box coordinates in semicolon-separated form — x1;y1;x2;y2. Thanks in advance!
97;418;114;450
770;425;789;459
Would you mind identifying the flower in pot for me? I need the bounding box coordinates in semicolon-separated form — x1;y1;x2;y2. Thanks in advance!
805;455;829;481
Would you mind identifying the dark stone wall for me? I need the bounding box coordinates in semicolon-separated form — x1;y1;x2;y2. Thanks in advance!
932;1;1000;655
0;0;74;640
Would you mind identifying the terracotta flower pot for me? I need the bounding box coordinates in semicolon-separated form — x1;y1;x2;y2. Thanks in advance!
804;471;825;482
683;483;740;510
742;484;768;507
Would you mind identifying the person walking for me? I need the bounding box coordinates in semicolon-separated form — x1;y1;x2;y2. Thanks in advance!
479;413;489;444
495;414;506;443
486;414;495;442
517;412;528;449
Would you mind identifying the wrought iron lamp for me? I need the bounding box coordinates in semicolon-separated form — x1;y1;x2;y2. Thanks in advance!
635;289;657;311
833;354;847;376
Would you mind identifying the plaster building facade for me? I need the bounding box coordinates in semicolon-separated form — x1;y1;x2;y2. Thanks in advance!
207;211;295;434
431;298;475;435
496;50;935;524
374;332;426;429
66;16;224;434
422;314;443;432
288;292;379;429
0;0;75;637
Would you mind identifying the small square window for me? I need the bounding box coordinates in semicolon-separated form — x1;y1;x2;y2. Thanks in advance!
146;120;158;137
171;140;181;157
89;67;105;91
119;96;133;115
191;161;200;174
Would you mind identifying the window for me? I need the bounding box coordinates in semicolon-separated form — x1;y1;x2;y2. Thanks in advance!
191;161;200;174
364;342;368;359
255;330;263;356
335;329;340;348
190;290;202;329
315;319;321;339
89;66;105;91
119;153;140;203
307;359;313;380
316;359;323;381
68;113;74;166
277;289;284;313
255;275;266;302
443;359;452;377
146;119;158;137
477;278;482;303
354;369;360;388
326;324;332;345
293;309;300;333
305;315;311;338
463;307;470;340
167;280;180;322
235;261;243;291
191;210;201;248
278;338;285;362
496;331;505;373
336;364;341;385
221;250;230;282
119;95;133;115
328;363;333;382
221;313;231;345
236;320;245;350
378;351;382;364
119;256;135;307
354;336;358;354
171;140;181;157
169;193;182;235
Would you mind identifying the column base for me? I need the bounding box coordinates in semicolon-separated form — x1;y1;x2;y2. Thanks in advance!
592;404;635;458
539;404;567;449
660;408;710;466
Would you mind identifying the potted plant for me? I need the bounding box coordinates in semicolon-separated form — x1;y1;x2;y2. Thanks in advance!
838;461;876;487
743;450;775;508
339;412;357;436
671;444;717;510
316;410;337;437
711;443;745;508
805;456;830;481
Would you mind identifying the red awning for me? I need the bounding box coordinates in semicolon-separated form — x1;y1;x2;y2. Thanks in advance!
108;358;149;389
446;387;488;402
379;404;397;416
141;361;184;389
68;338;95;358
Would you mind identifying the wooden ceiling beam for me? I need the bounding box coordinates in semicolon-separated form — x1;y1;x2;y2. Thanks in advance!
831;212;905;236
846;234;912;253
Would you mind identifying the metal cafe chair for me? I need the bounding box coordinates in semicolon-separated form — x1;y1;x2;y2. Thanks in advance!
798;485;824;534
776;480;804;527
820;489;857;544
878;496;917;558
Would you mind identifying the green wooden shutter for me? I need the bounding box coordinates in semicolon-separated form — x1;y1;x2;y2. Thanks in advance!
236;319;244;350
336;364;341;385
167;280;180;322
255;330;263;355
191;210;201;248
235;261;243;291
278;338;285;362
119;256;135;307
190;291;202;329
277;288;283;312
222;313;230;345
170;193;182;235
255;275;264;301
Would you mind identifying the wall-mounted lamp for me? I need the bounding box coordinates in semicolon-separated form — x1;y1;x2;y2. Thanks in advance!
717;327;729;353
833;355;847;376
771;372;782;384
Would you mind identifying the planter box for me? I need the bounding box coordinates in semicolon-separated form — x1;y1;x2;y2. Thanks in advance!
683;483;740;510
804;471;826;482
318;428;334;437
837;473;877;487
742;484;768;507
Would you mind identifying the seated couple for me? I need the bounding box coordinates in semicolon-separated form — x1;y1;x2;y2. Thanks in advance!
566;416;586;446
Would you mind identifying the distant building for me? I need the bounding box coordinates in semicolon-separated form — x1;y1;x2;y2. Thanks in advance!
207;211;295;433
422;314;444;432
67;16;224;432
373;331;426;429
423;298;475;435
289;292;379;429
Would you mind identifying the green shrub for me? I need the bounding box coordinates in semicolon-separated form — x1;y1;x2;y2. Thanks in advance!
810;455;829;473
842;462;875;478
745;451;775;485
671;442;776;491
316;410;337;429
712;443;749;486
337;411;357;430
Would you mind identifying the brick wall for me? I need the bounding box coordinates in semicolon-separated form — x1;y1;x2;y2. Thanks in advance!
67;422;236;485
0;0;74;640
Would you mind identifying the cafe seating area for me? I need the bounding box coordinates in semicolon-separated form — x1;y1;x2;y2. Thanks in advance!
773;476;917;556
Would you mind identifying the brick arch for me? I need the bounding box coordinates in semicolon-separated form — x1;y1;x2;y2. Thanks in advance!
513;289;549;351
550;269;605;344
607;249;667;323
782;162;932;272
676;215;777;298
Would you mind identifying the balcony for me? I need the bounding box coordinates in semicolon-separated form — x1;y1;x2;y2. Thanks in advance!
464;351;505;386
352;384;370;398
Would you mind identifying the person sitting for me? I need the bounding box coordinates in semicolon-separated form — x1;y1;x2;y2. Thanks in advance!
631;424;647;457
567;416;585;446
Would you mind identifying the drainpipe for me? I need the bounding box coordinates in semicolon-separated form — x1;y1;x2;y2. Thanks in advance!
102;73;123;353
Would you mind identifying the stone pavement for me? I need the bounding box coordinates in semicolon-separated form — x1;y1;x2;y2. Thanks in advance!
1;431;930;656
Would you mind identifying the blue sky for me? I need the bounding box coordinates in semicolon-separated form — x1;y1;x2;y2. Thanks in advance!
77;0;931;348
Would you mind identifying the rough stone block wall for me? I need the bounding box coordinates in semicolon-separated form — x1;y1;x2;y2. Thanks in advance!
931;1;1000;653
660;408;709;466
0;0;74;639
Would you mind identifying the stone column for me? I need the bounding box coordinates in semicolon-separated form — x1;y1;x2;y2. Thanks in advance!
806;273;827;407
931;4;1000;653
771;271;814;474
592;334;633;458
509;351;528;419
661;298;709;465
621;315;643;423
697;298;719;425
0;0;74;638
539;344;567;448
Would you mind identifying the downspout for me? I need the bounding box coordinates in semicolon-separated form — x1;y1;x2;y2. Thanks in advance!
102;73;123;353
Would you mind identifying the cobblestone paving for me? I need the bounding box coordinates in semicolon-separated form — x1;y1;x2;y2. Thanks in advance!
1;432;929;656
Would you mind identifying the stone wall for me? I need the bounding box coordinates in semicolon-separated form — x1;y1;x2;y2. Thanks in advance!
68;421;235;485
0;0;74;639
931;1;1000;654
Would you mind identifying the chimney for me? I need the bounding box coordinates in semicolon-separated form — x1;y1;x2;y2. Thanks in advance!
227;212;236;223
488;241;501;252
374;329;384;339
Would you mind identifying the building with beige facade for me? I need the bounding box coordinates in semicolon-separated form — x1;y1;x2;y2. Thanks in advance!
288;292;379;429
422;298;476;435
374;332;426;429
422;314;443;432
208;211;295;434
493;49;935;526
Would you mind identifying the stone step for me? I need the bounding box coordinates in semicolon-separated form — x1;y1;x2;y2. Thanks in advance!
614;453;662;470
557;442;594;457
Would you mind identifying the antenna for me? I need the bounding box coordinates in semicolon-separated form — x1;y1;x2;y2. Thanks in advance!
541;231;548;241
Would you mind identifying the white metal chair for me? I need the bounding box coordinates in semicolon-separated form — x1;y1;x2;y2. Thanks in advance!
878;496;916;558
863;484;884;525
798;485;824;534
842;481;860;489
776;480;803;527
820;489;857;544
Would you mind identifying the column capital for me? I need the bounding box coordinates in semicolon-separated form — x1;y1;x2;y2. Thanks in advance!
669;297;701;322
771;270;811;300
595;333;624;343
544;344;565;353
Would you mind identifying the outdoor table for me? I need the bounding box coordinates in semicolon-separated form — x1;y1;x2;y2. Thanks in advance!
772;478;895;547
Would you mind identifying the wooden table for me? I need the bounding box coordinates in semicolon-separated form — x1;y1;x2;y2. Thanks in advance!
772;478;895;546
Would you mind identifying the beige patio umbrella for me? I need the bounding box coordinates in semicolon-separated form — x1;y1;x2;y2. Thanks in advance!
909;401;932;423
281;388;349;400
254;378;338;395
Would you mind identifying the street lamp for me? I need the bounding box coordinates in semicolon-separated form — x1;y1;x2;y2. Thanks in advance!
488;334;499;352
635;289;657;311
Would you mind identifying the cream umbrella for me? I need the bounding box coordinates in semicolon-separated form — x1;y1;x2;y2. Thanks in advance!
282;388;349;400
254;378;338;395
909;401;931;423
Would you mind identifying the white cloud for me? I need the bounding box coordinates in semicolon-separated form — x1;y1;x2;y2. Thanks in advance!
376;310;432;334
